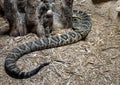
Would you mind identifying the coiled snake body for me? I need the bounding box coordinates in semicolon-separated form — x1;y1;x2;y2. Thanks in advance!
4;10;92;79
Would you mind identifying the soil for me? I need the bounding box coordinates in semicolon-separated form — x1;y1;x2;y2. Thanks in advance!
0;0;120;85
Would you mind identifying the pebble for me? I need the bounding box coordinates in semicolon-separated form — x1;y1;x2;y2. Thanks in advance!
116;6;120;12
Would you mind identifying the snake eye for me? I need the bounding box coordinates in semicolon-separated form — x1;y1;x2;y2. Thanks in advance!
79;11;83;14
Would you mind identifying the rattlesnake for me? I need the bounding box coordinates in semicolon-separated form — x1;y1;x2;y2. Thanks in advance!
4;10;92;79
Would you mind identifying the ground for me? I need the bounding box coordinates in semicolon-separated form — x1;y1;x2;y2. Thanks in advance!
0;0;120;85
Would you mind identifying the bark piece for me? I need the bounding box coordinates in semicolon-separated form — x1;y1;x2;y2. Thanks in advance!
3;0;73;37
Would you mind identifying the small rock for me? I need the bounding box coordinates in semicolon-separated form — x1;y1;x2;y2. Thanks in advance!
116;6;120;12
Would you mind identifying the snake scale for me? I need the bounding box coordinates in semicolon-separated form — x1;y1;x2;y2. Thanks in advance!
4;10;92;79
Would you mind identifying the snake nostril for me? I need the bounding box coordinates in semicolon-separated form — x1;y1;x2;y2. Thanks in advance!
73;10;78;13
73;18;78;23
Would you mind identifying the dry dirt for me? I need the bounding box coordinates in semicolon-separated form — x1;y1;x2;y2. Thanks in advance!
0;0;120;85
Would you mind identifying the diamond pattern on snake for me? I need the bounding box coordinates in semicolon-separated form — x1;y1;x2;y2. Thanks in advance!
4;9;92;79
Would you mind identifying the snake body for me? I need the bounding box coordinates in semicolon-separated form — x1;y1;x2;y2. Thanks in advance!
4;10;92;79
